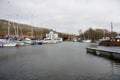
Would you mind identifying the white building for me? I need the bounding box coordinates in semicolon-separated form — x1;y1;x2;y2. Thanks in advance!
46;30;58;40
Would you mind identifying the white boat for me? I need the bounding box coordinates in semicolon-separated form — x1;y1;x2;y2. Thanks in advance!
16;41;25;46
0;39;5;42
0;41;17;47
0;21;17;47
83;39;91;43
72;38;77;42
24;38;33;45
47;40;57;44
56;38;63;43
42;40;48;44
42;39;57;44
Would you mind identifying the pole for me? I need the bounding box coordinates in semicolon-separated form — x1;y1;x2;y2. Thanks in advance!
41;29;43;39
111;22;113;37
111;22;113;33
8;21;10;35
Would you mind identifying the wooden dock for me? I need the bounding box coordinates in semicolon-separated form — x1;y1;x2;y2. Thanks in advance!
86;47;120;60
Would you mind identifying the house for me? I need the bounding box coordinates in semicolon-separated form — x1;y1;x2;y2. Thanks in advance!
45;30;58;40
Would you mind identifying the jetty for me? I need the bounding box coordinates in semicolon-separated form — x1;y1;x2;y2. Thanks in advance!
86;47;120;60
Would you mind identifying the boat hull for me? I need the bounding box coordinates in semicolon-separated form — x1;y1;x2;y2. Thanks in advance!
0;42;17;47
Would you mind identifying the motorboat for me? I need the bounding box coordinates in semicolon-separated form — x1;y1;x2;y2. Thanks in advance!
83;39;91;43
99;36;120;47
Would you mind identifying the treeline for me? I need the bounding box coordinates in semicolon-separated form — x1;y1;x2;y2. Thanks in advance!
79;28;118;41
0;19;74;40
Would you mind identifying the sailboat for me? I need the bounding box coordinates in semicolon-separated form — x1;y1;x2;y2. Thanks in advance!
83;29;91;43
14;23;25;46
0;21;17;47
24;27;34;45
0;40;17;47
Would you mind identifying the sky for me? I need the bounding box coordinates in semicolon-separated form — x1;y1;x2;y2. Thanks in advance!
0;0;120;34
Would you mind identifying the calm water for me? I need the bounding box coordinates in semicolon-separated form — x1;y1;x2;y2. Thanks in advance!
0;42;120;80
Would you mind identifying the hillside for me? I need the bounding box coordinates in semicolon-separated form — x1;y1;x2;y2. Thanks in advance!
0;19;54;39
0;19;75;40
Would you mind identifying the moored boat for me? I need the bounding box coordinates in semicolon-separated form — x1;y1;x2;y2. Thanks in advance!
83;39;91;43
24;38;33;45
42;39;57;44
16;41;25;46
0;41;17;47
99;36;120;47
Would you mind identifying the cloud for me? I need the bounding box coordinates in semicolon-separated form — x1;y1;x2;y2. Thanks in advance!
0;0;120;34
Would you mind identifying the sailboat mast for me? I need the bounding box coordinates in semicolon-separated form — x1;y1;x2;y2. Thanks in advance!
31;14;34;38
13;22;17;35
103;30;105;39
111;22;113;37
40;28;42;39
31;27;33;38
17;23;19;36
111;22;113;33
8;21;10;35
16;14;19;37
20;26;23;38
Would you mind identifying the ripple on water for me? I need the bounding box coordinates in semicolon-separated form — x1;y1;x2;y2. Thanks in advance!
0;42;120;80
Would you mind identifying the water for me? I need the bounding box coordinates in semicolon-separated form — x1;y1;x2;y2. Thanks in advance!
0;42;120;80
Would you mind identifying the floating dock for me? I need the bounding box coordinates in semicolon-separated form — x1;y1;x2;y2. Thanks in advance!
86;47;120;60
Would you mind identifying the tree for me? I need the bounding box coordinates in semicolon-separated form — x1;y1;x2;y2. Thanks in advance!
79;28;118;41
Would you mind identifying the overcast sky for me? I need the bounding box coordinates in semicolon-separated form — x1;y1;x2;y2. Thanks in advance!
0;0;120;34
